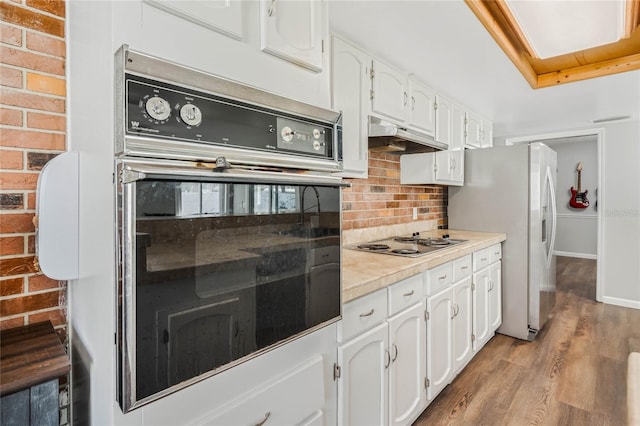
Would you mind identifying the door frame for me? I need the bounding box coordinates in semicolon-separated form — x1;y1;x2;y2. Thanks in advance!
505;128;603;302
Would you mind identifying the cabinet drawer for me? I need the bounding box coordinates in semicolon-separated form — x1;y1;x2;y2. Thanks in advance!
453;254;472;281
473;248;491;271
424;262;453;296
388;273;423;316
490;244;502;263
339;289;388;342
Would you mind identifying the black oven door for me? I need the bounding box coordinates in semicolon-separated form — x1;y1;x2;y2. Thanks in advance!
116;160;345;412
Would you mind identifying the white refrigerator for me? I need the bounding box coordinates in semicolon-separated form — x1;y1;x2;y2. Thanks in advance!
448;142;557;341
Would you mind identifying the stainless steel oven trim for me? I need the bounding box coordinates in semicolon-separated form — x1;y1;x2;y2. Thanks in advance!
114;44;343;170
116;158;345;412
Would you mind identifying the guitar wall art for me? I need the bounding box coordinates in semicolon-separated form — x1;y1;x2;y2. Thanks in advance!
569;161;590;209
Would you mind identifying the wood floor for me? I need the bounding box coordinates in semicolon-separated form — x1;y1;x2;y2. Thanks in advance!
414;256;640;426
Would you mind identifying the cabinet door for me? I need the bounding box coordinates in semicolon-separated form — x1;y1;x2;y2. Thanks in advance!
465;111;482;148
331;36;369;178
452;277;473;375
449;150;464;185
426;288;453;401
472;267;490;351
489;261;502;331
371;59;407;122
144;0;243;40
260;0;323;72
407;78;435;134
434;150;451;182
388;303;427;426
434;95;451;147
337;322;389;426
481;119;493;148
450;103;466;152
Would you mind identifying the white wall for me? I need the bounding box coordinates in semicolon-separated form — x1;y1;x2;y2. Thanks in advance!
545;137;598;258
68;1;332;424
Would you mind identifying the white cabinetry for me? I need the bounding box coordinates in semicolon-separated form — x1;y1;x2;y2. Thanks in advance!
370;60;436;135
472;244;502;351
423;254;473;402
465;112;493;149
434;95;452;147
144;0;243;40
337;275;426;426
400;150;464;186
331;35;369;178
260;0;324;72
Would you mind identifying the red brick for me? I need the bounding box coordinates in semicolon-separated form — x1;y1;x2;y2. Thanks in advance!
29;307;66;327
26;30;64;58
0;88;65;113
1;277;23;296
25;0;66;18
26;72;65;96
0;149;23;169
0;255;37;277
0;171;39;190
0;66;22;88
28;274;61;291
0;23;22;46
27;111;64;131
1;316;25;330
0;128;65;150
0;46;64;76
26;192;35;209
0;236;24;255
27;234;35;253
0;107;22;126
0;2;64;37
0;289;60;316
0;212;35;233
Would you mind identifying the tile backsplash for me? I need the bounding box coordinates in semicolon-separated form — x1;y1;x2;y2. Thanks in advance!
342;151;447;231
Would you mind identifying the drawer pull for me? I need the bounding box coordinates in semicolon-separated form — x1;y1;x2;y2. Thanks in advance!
403;290;415;297
439;274;447;280
392;344;398;362
481;257;488;261
494;252;500;255
460;266;469;270
359;309;375;317
255;412;271;426
385;349;391;369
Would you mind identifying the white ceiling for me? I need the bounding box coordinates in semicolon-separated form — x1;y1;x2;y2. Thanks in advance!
328;0;640;137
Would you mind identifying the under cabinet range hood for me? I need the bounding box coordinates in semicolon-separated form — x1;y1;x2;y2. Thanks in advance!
368;116;447;153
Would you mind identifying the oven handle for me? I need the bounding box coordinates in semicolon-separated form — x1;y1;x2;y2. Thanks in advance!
118;159;350;187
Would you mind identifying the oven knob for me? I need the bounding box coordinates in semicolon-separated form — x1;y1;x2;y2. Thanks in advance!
313;140;321;150
281;126;295;142
145;96;171;121
313;129;322;139
179;104;202;127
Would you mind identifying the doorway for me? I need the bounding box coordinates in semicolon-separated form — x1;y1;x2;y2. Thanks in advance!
506;128;603;302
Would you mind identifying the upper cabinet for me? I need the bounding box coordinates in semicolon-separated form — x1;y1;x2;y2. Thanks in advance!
370;60;436;136
144;0;243;40
465;111;493;149
331;35;370;178
260;0;324;72
434;95;452;148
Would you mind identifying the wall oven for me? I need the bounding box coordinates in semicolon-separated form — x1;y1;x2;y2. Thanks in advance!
115;46;345;412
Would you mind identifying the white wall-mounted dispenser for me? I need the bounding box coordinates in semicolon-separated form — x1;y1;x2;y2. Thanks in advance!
35;151;79;280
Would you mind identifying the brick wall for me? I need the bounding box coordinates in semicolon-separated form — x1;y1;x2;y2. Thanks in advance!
342;151;447;230
0;0;67;342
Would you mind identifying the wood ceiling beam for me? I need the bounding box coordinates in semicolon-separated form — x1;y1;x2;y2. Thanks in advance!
537;52;640;87
464;0;538;88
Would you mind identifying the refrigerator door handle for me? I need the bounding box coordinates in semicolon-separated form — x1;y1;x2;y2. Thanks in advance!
546;166;557;268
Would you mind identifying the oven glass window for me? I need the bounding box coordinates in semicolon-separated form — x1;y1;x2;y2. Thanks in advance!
131;180;341;401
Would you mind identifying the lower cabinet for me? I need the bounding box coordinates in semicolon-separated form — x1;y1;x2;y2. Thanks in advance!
337;275;426;426
472;244;503;351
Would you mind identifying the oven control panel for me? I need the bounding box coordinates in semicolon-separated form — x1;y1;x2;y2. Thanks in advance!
125;74;334;159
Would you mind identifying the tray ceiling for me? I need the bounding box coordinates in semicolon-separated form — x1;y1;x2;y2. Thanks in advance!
465;0;640;88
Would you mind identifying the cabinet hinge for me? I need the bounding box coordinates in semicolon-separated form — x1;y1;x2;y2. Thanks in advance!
425;311;430;321
333;363;341;381
434;102;438;111
321;39;325;53
471;282;476;291
472;334;476;342
370;89;374;100
370;67;375;79
425;378;430;388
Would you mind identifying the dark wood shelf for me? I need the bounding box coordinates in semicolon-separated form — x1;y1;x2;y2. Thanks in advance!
1;321;70;396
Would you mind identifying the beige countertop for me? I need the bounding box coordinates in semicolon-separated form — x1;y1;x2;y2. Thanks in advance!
342;229;506;303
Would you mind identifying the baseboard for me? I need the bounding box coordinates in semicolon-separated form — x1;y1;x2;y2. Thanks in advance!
602;296;640;310
554;251;597;260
